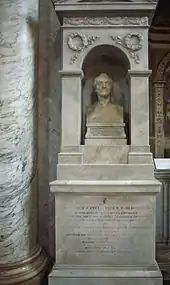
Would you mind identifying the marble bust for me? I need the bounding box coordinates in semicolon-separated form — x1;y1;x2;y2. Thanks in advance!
87;73;124;123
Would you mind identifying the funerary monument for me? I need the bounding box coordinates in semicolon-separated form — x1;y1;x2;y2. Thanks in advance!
49;0;162;284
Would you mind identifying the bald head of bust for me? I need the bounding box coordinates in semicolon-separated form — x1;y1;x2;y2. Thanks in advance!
94;73;112;99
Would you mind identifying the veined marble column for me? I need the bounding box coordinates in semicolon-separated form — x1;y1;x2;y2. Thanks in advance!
0;0;47;284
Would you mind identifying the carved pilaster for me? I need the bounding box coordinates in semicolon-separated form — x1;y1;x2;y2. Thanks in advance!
153;81;165;158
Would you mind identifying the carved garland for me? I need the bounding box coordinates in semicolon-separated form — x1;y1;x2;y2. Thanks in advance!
63;16;148;26
111;33;144;64
67;32;99;64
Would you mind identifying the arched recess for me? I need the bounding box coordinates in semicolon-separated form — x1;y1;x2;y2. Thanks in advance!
81;44;130;144
153;52;170;157
163;64;170;157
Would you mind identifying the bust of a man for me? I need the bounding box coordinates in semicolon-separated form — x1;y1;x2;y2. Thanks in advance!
87;73;124;123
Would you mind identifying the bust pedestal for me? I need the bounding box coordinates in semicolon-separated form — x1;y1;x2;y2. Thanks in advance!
85;122;127;145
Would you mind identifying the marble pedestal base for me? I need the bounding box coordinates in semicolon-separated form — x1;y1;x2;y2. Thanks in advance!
49;263;162;285
49;180;162;285
49;264;162;285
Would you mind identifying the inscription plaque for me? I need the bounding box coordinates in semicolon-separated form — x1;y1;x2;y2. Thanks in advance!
56;194;155;265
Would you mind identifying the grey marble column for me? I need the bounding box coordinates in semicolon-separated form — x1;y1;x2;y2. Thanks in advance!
0;0;47;284
155;170;170;277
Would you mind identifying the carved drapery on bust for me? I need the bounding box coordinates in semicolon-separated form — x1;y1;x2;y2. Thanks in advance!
87;73;124;123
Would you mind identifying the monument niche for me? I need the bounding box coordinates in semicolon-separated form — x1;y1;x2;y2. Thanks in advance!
49;1;162;285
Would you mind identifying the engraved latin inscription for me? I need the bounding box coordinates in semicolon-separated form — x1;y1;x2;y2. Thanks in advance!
67;202;151;253
57;195;154;265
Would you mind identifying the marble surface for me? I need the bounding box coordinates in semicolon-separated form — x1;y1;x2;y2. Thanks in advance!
83;145;129;164
85;137;127;145
55;193;156;265
58;152;82;164
86;123;126;137
61;71;82;146
49;267;162;285
0;0;38;263
62;27;148;71
128;152;153;164
57;164;155;180
58;145;129;164
49;180;162;285
50;180;161;193
129;71;151;147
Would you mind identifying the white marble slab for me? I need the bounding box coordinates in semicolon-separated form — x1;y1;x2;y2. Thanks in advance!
154;159;170;170
55;193;156;265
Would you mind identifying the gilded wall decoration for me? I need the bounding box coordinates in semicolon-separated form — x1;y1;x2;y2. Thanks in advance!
67;32;99;64
111;32;144;64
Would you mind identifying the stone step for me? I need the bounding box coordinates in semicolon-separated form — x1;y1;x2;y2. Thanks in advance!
85;137;127;145
50;179;161;194
82;145;129;164
58;152;82;164
57;164;154;180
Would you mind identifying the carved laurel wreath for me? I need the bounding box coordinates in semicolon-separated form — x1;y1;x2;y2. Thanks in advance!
111;32;144;64
124;33;144;51
67;32;99;64
67;32;88;52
